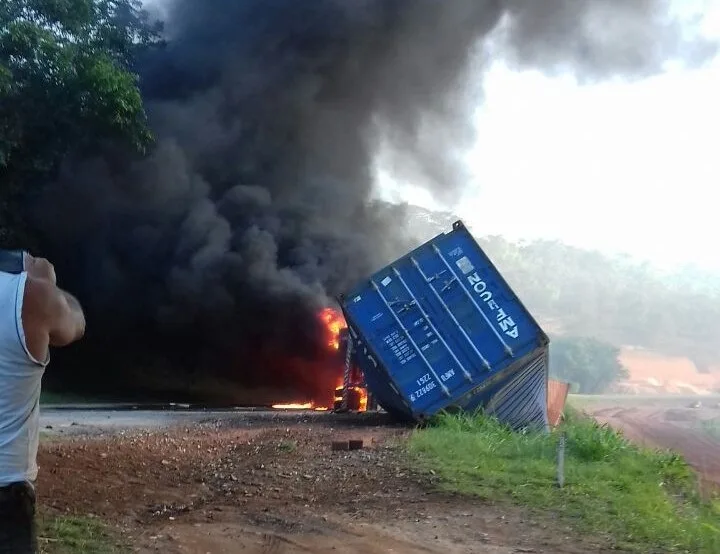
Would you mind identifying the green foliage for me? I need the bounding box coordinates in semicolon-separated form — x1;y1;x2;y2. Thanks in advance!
0;0;159;207
38;513;126;553
561;408;631;461
410;410;720;553
550;336;629;393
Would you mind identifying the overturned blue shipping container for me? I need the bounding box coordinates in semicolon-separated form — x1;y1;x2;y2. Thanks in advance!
338;220;550;429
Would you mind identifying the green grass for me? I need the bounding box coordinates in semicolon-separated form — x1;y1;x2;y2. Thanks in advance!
38;514;126;553
409;410;720;553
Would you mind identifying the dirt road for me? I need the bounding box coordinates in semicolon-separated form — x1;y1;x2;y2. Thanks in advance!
582;397;720;494
37;411;612;554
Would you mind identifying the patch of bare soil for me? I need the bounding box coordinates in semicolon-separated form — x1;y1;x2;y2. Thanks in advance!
38;416;617;554
617;349;720;395
590;405;720;495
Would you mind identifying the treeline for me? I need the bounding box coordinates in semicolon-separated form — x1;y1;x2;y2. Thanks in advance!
405;207;720;370
548;336;628;393
1;0;158;244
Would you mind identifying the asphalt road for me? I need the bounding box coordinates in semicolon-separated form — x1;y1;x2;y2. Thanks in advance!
39;404;397;437
39;406;320;436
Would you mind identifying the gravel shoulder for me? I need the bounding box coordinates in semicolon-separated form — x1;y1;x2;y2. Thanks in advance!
37;410;611;553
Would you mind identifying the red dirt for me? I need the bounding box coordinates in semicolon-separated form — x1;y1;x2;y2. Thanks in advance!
588;402;720;494
617;349;720;395
37;416;617;554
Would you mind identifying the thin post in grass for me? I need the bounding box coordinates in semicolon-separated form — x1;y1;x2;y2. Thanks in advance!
556;432;566;489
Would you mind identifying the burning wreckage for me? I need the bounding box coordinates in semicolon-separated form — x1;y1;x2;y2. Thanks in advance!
277;220;552;430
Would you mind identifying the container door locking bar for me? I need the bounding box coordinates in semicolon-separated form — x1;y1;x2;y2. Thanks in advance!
391;267;473;383
410;257;491;371
432;244;514;357
371;280;451;397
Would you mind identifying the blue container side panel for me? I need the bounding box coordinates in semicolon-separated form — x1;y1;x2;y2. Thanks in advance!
341;220;549;421
345;324;412;420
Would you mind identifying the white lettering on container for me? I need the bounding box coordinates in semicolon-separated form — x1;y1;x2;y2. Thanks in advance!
448;246;519;339
439;368;455;382
466;272;519;339
410;373;437;403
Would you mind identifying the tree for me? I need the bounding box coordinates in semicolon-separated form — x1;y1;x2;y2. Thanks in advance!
0;0;161;240
549;336;629;394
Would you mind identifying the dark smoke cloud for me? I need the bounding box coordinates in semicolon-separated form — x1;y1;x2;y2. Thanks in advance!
34;0;716;402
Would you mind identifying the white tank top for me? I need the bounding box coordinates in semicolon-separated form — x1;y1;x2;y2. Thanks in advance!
0;271;49;486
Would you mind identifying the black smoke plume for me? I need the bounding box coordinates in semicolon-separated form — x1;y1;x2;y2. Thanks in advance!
34;0;715;403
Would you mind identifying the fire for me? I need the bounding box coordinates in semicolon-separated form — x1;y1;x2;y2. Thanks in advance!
272;402;313;410
270;402;330;411
272;308;366;412
354;385;369;411
333;381;368;412
319;307;345;350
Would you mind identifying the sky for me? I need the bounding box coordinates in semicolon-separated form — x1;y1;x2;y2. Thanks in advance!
464;56;719;272
142;0;720;273
380;3;720;273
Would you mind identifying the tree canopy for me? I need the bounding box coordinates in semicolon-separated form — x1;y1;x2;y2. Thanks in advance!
0;0;160;240
549;336;629;393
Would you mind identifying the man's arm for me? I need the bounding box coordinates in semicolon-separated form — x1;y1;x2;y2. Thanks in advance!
51;289;86;346
25;278;86;348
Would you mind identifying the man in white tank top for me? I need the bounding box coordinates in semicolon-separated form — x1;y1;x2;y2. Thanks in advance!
0;253;86;554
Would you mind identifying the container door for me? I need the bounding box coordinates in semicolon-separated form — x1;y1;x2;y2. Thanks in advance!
343;262;474;415
411;226;546;372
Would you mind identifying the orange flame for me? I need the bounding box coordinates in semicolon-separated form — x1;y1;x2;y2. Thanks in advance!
270;402;331;412
319;307;345;351
271;308;349;411
333;382;368;412
353;385;369;412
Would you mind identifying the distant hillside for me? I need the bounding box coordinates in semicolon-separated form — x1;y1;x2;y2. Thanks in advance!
401;206;720;369
615;348;720;395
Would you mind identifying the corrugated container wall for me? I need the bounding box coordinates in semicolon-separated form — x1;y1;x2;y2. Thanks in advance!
339;221;551;429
